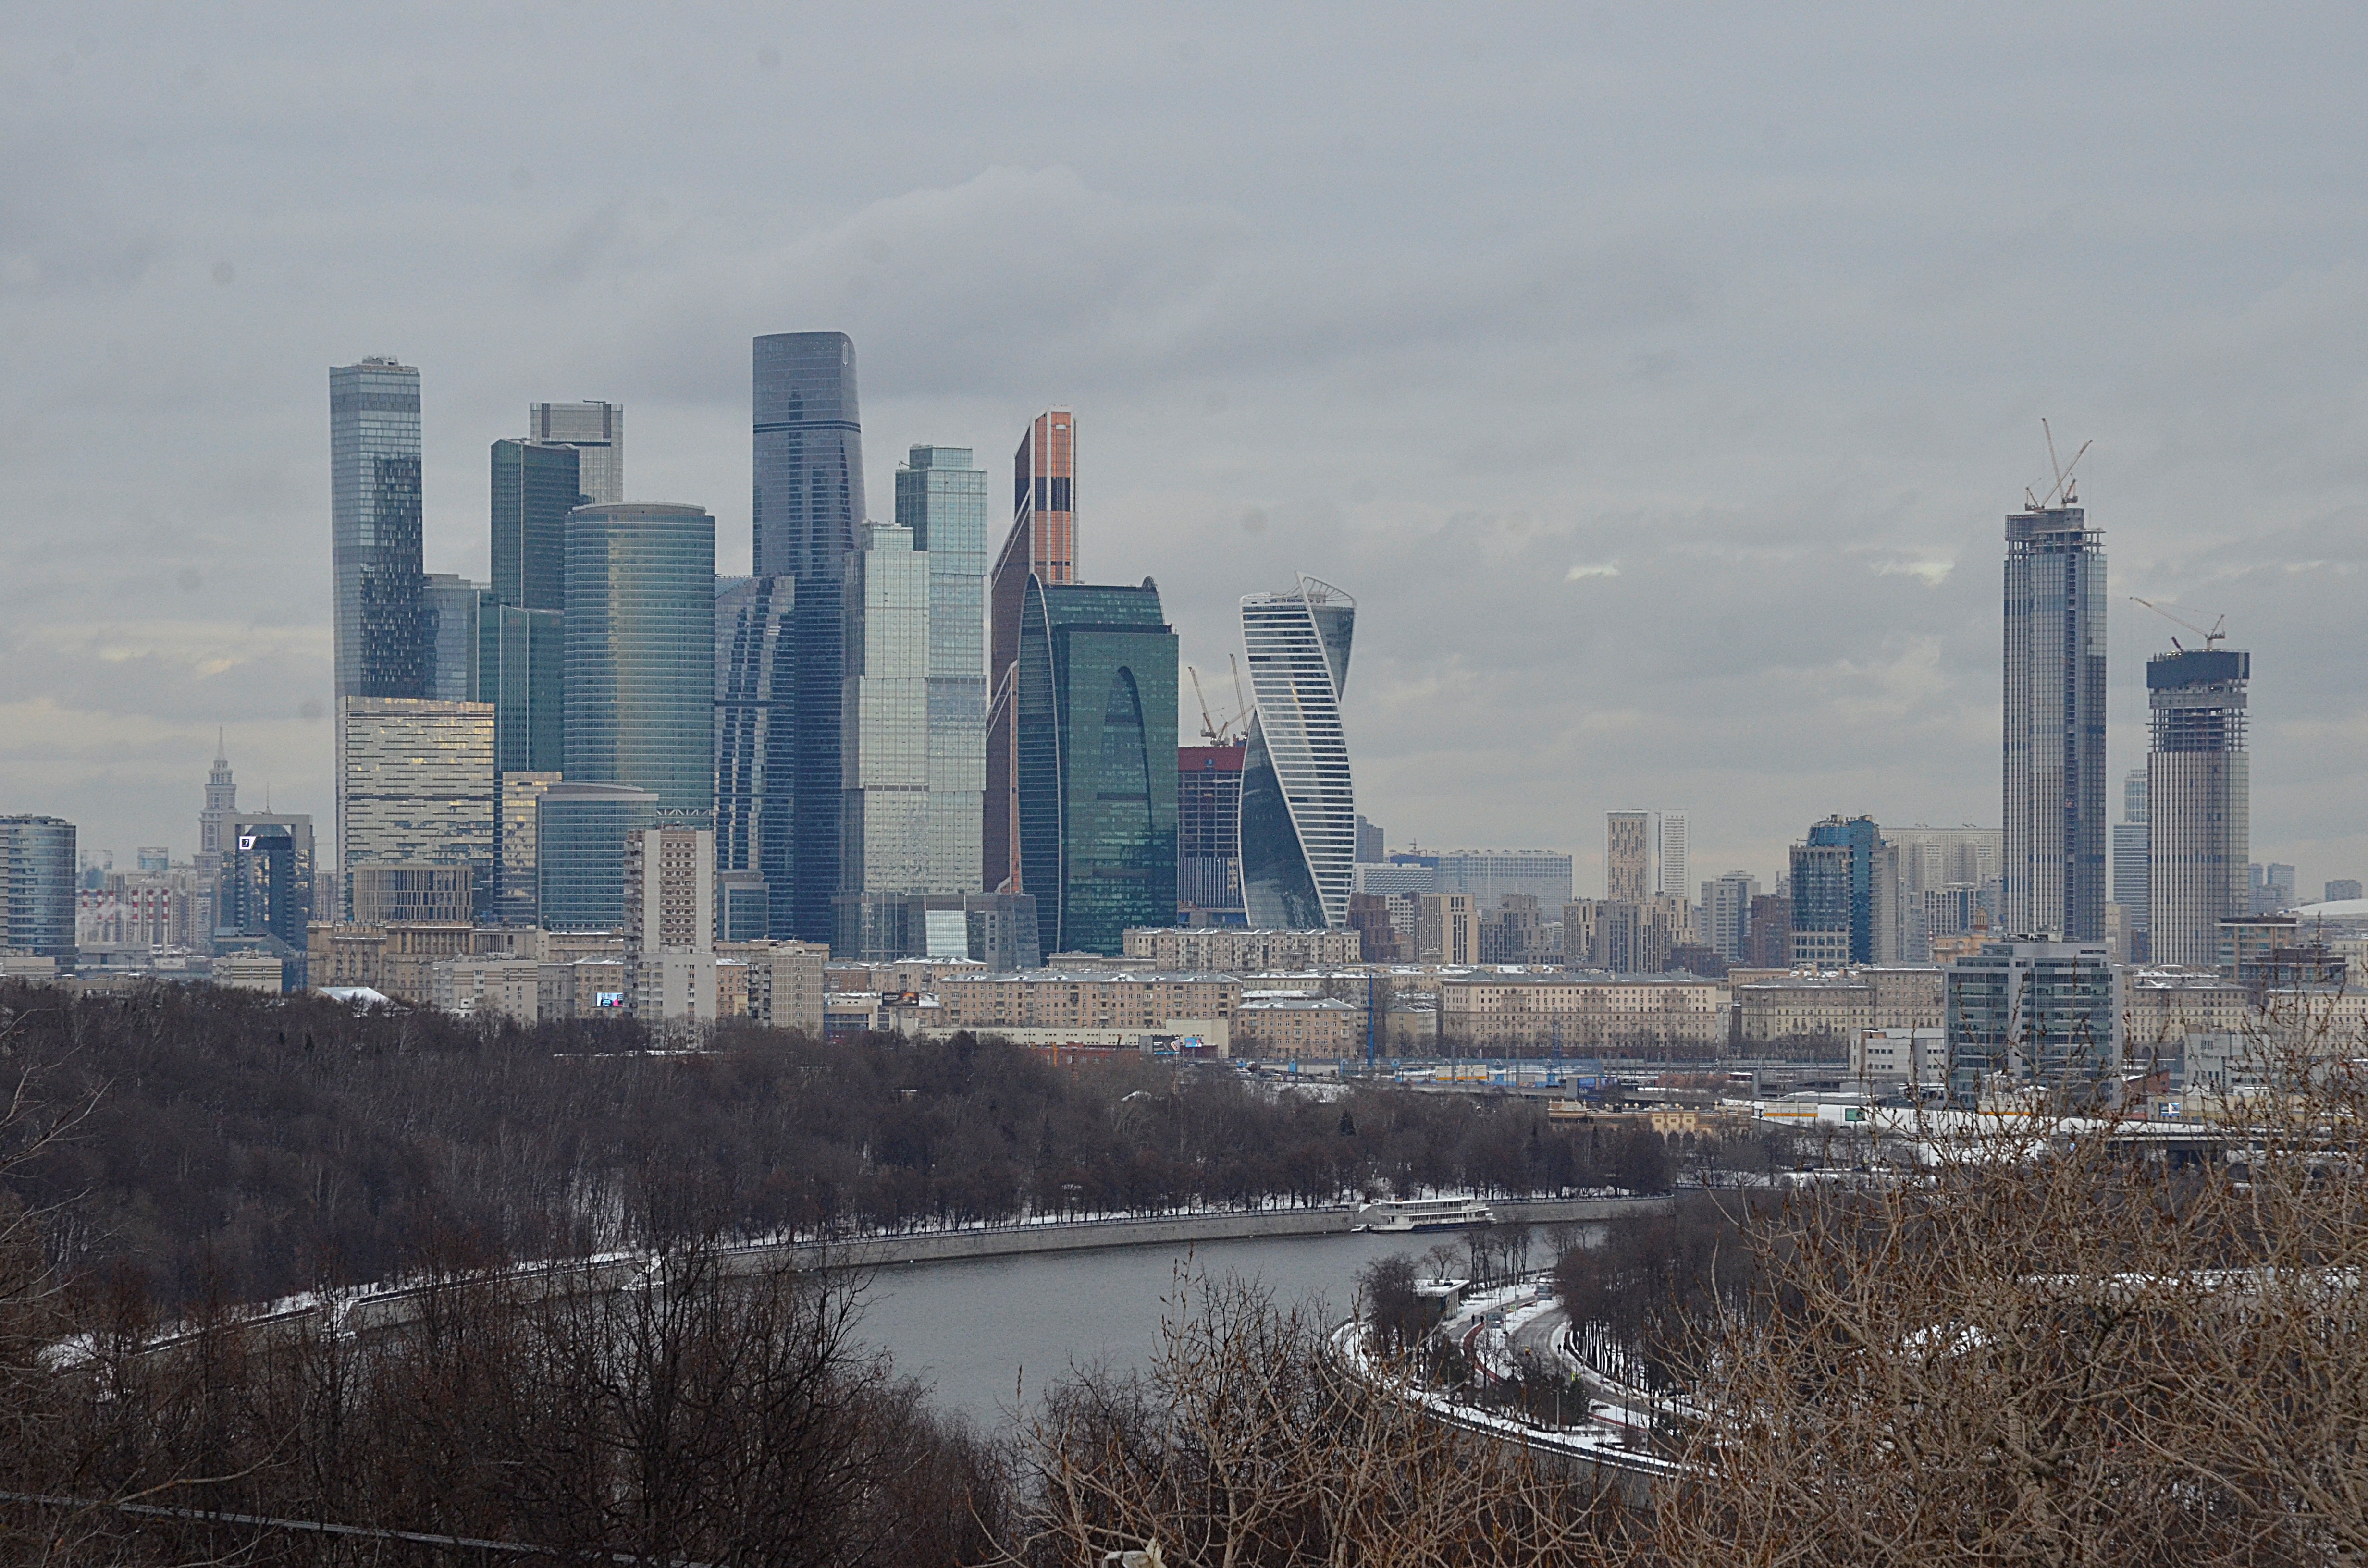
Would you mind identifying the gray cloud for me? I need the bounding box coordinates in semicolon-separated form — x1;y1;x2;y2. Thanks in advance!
2;2;2365;894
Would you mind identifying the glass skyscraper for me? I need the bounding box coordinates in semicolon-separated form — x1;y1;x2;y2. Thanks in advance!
330;358;426;699
2003;501;2107;941
2147;647;2250;968
422;573;484;701
528;401;624;506
0;815;77;968
837;523;932;942
1238;575;1358;930
714;575;795;937
479;604;564;774
752;331;865;942
491;439;582;612
334;698;496;921
1178;744;1246;922
986;411;1077;895
564;502;715;812
1013;578;1178;955
538;781;659;932
896;446;988;894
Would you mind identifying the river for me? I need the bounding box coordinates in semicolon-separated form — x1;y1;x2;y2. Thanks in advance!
852;1223;1591;1428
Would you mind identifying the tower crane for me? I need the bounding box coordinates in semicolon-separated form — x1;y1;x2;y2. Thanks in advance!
2024;417;2094;511
2130;596;2228;652
1186;665;1251;745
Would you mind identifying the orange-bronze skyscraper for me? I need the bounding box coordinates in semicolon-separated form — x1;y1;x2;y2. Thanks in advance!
984;410;1077;893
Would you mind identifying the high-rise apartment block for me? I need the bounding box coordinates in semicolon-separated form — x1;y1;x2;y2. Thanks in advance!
752;332;866;942
1604;811;1651;902
1012;578;1178;955
1788;815;1899;967
564;502;715;812
0;816;77;968
2248;862;2296;918
985;410;1077;894
2146;647;2250;967
2110;767;2150;959
2002;499;2107;941
1656;812;1688;898
2328;880;2365;905
334;698;495;922
896;446;989;896
1699;871;1759;962
1239;575;1358;930
1354;814;1384;863
624;822;716;1022
528;400;624;506
1178;744;1247;923
1417;893;1476;965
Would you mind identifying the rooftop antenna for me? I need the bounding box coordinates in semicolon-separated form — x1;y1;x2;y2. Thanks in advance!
2130;597;2228;653
2024;418;2094;511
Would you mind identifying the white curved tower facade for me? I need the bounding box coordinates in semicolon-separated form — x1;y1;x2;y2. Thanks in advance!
1239;575;1357;930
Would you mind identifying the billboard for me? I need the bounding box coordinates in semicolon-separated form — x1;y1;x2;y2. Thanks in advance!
593;992;627;1010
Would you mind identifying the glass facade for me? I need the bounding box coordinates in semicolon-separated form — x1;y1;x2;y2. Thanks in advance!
564;503;716;811
538;782;660;932
985;412;1078;895
334;698;496;921
714;575;796;937
491;439;581;611
2003;505;2108;941
1014;578;1179;955
422;574;484;701
1239;576;1357;930
1178;744;1246;920
1946;940;2121;1107
479;604;564;774
897;446;987;895
329;358;426;699
221;814;315;947
2147;648;2251;968
495;770;561;927
839;522;931;915
527;402;623;507
752;332;865;943
0;815;77;966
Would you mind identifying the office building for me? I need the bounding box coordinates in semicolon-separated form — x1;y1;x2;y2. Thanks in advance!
1604;811;1650;902
714;575;795;937
564;502;715;811
1700;871;1758;962
1946;939;2121;1107
537;781;661;932
1434;850;1575;915
0;816;77;968
752;332;866;942
1417;893;1476;966
1354;814;1384;863
2249;862;2297;917
1356;860;1437;898
986;409;1078;894
2147;647;2250;968
1178;744;1247;923
1239;575;1358;930
2329;880;2365;904
1885;825;2002;894
1657;812;1688;898
330;357;426;700
494;770;560;927
528;400;623;506
1789;816;1897;966
2111;768;2150;961
422;573;484;702
491;438;581;612
219;814;315;949
835;521;933;951
2002;498;2107;940
964;892;1043;972
1012;578;1179;955
895;446;988;895
136;846;169;875
335;697;495;921
478;603;564;774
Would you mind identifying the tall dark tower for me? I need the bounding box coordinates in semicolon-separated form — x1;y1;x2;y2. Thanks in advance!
752;332;865;943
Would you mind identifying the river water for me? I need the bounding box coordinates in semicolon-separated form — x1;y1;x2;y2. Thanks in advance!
852;1224;1587;1429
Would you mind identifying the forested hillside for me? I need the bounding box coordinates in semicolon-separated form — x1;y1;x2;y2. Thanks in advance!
0;981;1665;1308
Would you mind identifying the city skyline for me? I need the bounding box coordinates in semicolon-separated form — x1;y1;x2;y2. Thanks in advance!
7;11;2366;893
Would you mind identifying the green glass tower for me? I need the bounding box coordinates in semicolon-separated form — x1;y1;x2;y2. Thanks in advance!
564;503;716;811
1014;578;1179;955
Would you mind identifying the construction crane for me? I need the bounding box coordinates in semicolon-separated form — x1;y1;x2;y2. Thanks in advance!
2130;597;2228;653
1186;666;1250;745
2024;417;2094;511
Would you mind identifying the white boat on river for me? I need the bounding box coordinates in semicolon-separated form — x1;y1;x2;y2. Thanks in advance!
1355;1195;1496;1232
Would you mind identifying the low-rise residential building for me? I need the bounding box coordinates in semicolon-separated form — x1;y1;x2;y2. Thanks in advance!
1735;973;1874;1045
717;940;828;1034
930;970;1243;1032
214;952;288;993
1233;995;1363;1057
1439;974;1727;1051
1862;967;1946;1029
2124;968;2252;1051
1122;927;1360;971
430;955;545;1021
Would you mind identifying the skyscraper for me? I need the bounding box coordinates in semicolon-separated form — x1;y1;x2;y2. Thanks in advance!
714;575;795;937
1656;812;1689;899
1789;815;1898;966
2111;766;2150;960
752;332;865;942
1604;811;1651;902
528;401;624;506
198;735;237;886
1700;871;1759;962
1013;578;1178;954
0;815;77;968
835;522;932;950
2002;498;2107;940
538;781;660;932
422;573;484;701
985;410;1077;894
330;357;427;700
479;605;564;774
1239;575;1358;930
564;502;716;812
491;439;582;611
335;697;495;922
895;446;988;895
2146;646;2250;968
1178;744;1247;924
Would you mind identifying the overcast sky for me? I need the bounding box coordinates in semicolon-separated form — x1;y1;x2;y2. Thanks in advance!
4;3;2365;896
